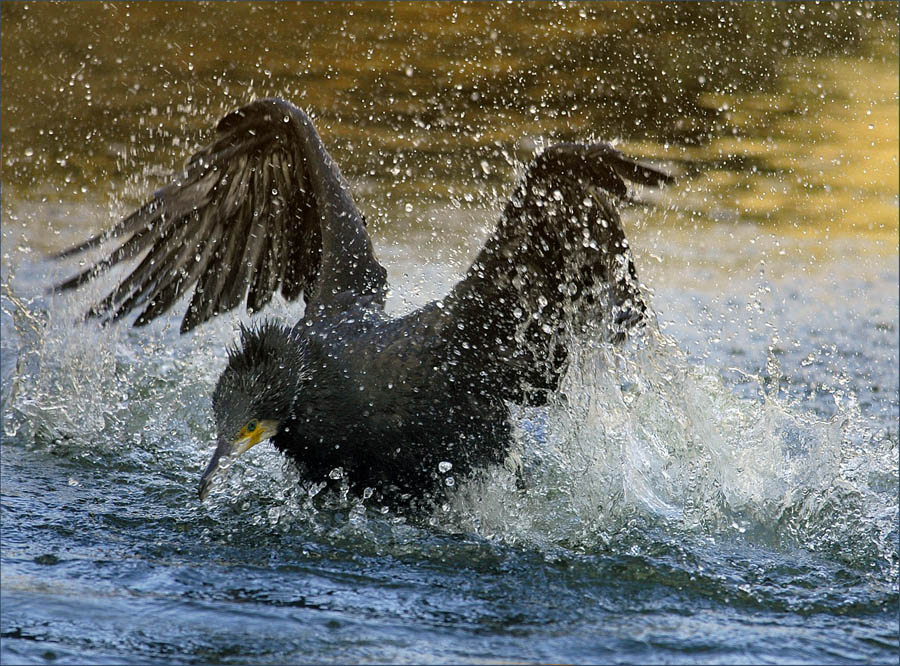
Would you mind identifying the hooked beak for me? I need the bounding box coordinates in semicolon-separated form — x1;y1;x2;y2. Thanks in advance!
198;419;279;500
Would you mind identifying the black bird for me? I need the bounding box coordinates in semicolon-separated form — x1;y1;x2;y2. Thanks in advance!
55;98;671;505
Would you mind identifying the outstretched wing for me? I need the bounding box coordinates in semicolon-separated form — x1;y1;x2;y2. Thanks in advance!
442;142;672;405
55;98;387;333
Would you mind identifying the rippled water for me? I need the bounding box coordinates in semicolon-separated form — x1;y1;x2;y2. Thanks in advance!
2;4;898;664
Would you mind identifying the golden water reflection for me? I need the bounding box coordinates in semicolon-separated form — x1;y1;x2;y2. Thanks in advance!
1;1;897;257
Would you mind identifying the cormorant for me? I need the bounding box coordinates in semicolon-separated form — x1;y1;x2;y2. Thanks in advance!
55;98;671;505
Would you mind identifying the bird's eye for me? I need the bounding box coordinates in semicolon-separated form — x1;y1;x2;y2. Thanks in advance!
246;420;257;433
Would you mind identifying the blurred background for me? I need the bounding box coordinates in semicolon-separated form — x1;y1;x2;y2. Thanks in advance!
3;2;896;228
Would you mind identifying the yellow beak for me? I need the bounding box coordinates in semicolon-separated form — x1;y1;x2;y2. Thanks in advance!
198;419;280;500
234;419;279;455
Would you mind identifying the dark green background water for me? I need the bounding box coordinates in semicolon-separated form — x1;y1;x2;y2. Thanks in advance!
2;3;897;664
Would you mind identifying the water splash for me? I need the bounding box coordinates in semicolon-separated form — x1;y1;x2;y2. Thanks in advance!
444;328;898;576
3;281;897;580
2;277;222;476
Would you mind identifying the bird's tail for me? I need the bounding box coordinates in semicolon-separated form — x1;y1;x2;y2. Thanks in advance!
441;143;671;405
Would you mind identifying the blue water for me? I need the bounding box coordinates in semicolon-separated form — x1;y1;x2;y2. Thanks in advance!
2;222;897;664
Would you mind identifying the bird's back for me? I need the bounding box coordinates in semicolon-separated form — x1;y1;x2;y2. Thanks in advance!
278;304;512;499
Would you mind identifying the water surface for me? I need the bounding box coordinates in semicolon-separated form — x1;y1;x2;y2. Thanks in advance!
2;3;898;664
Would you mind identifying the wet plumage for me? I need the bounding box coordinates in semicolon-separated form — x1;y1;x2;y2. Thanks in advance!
56;98;671;504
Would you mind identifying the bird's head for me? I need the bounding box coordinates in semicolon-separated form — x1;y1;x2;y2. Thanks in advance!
199;321;309;500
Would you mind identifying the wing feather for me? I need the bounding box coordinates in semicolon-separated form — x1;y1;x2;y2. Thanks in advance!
442;142;671;404
55;98;387;332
